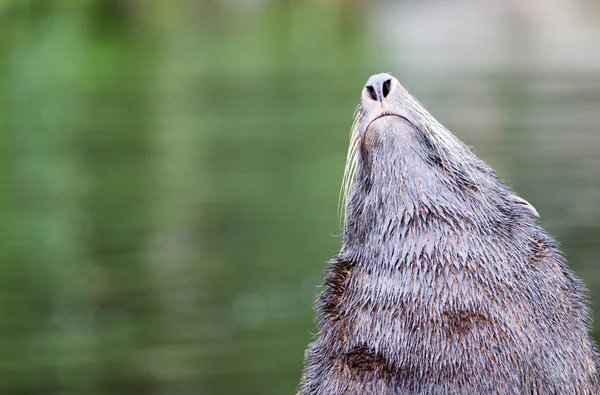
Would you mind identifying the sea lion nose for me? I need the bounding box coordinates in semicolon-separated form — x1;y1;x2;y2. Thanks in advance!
364;73;393;102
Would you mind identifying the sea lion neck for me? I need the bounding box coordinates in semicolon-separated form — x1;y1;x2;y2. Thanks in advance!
342;115;482;250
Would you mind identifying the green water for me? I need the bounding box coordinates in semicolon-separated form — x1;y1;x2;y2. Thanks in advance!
1;2;600;394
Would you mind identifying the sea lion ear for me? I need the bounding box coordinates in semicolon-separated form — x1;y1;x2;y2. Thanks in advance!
512;195;540;219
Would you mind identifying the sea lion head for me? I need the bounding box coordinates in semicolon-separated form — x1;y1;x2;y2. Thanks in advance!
340;73;538;238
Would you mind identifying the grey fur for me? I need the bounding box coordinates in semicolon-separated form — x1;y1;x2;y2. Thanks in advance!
299;73;600;394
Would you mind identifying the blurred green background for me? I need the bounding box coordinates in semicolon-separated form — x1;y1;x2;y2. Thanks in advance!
1;0;600;394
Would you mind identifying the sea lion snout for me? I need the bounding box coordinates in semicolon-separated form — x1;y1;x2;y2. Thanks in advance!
359;73;412;128
358;73;417;148
363;73;395;103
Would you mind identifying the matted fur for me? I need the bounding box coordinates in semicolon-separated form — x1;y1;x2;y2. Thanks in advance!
299;74;600;394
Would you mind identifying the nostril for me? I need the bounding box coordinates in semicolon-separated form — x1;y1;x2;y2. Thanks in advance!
382;79;391;98
366;85;377;101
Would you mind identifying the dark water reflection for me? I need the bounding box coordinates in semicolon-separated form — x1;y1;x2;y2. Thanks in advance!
0;1;599;394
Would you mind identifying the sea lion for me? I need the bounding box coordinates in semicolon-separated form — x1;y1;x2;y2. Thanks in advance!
299;73;600;394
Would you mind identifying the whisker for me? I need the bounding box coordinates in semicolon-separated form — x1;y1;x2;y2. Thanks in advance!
339;105;363;225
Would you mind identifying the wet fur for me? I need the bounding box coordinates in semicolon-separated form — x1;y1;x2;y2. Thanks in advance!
299;104;600;393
